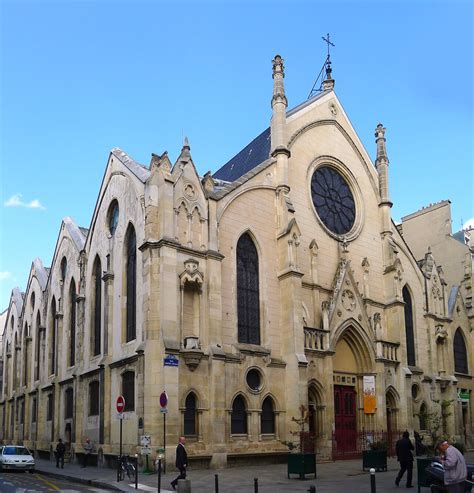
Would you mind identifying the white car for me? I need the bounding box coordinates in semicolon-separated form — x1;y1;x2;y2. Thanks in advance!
0;445;35;472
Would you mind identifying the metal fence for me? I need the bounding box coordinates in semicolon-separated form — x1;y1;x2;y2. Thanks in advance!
332;429;403;460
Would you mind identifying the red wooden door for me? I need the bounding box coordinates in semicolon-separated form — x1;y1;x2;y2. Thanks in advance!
334;385;357;455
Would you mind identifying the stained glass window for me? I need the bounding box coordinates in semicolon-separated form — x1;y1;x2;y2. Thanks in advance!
184;393;197;436
261;397;275;434
311;166;355;235
231;395;247;434
237;233;260;345
403;286;416;366
126;225;137;342
454;329;468;374
93;256;102;356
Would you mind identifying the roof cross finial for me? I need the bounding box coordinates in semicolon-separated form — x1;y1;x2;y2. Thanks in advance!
308;33;336;98
322;33;335;59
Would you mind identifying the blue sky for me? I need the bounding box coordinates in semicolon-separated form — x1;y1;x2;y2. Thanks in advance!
0;0;472;310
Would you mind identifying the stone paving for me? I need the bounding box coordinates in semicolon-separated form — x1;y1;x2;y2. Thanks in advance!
34;451;474;493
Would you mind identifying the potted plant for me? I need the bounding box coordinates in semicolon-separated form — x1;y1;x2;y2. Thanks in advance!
362;440;388;472
283;405;316;479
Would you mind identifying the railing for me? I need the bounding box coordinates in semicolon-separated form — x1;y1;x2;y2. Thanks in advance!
375;340;400;363
304;327;328;351
332;429;403;460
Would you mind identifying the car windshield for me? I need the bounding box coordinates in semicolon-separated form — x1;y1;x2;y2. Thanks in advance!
3;446;31;456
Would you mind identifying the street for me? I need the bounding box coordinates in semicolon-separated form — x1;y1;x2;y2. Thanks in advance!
0;471;114;492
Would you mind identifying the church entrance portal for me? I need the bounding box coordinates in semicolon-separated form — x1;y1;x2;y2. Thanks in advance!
334;385;357;455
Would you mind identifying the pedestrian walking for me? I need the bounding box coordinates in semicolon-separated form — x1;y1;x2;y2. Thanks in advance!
81;438;93;468
55;438;66;469
438;440;467;493
395;431;414;488
170;436;187;491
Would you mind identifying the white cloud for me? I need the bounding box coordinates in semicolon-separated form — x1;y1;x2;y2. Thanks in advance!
0;271;12;281
463;218;474;230
4;193;45;210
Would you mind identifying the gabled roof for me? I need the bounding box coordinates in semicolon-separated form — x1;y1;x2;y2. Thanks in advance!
63;216;87;252
213;128;271;182
111;148;150;183
448;286;459;316
31;258;48;291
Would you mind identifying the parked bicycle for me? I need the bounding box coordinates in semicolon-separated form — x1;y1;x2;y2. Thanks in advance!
119;455;136;482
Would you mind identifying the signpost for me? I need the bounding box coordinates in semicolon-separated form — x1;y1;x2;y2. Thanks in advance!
160;391;168;474
140;435;152;473
116;395;125;481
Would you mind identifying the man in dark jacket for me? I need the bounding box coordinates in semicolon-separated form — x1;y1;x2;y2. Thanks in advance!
395;431;414;488
55;438;66;469
170;436;187;491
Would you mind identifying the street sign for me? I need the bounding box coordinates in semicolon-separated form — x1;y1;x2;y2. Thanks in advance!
141;445;152;455
141;435;151;446
116;412;124;420
159;391;168;408
164;354;179;367
116;395;125;413
160;408;168;414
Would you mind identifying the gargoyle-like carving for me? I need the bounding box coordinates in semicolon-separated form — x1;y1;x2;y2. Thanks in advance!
179;259;204;288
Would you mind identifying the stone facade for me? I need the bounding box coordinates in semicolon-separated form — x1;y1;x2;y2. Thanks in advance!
1;55;473;468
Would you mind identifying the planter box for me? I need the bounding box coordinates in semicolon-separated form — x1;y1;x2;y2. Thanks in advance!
416;457;436;492
362;450;387;472
287;453;316;479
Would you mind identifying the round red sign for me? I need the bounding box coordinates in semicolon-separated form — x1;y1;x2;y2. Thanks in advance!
116;395;125;413
159;391;168;408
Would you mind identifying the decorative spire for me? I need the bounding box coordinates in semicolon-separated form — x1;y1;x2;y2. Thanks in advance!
375;124;389;166
271;54;287;108
183;136;190;149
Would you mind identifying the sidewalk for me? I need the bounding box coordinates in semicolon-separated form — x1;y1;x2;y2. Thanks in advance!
35;451;474;493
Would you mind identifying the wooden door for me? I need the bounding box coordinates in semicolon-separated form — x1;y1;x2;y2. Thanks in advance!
334;385;357;455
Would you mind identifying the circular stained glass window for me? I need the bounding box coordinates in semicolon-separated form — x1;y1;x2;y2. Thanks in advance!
311;166;356;235
107;200;119;236
246;369;262;392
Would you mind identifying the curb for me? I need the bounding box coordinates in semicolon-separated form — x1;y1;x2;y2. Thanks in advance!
35;468;128;491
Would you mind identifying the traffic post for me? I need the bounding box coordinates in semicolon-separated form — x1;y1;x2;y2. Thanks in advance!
159;391;168;474
116;395;125;481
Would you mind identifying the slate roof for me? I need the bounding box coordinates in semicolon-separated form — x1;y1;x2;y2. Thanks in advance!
448;285;459;316
213;128;271;182
453;230;467;245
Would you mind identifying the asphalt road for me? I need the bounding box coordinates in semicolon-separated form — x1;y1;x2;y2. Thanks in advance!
0;471;115;492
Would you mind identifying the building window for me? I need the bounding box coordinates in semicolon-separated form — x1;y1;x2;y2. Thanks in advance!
237;233;260;345
184;393;197;436
35;312;41;381
261;396;275;434
46;394;53;421
125;225;137;342
60;257;67;282
31;397;37;423
19;401;24;424
23;322;29;386
453;329;468;374
89;381;100;416
122;371;135;412
69;280;76;366
419;402;427;430
50;298;57;375
30;292;35;311
65;388;74;419
107;200;119;235
403;286;416;366
231;395;247;435
93;256;102;356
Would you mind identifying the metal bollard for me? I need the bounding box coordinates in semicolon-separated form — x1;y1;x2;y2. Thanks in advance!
157;458;162;493
254;477;258;493
117;455;121;482
215;473;219;493
135;455;139;490
370;468;376;493
307;486;316;493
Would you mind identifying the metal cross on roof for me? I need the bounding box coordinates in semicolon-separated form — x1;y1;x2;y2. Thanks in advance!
322;33;335;58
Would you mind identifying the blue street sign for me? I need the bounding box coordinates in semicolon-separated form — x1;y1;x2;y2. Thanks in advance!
164;354;179;367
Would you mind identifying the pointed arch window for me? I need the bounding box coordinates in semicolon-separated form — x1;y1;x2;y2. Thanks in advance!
403;286;416;366
231;395;247;435
35;312;41;381
50;298;57;375
23;322;29;386
60;257;67;283
69;280;76;366
125;225;137;342
419;402;427;430
261;396;275;434
65;388;74;419
93;256;102;356
184;393;197;436
453;329;468;374
237;233;260;345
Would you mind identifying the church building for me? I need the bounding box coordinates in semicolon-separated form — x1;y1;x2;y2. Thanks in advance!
1;54;472;467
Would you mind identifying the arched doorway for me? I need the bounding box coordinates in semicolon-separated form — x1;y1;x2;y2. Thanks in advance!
386;387;399;454
332;324;375;458
308;380;325;450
